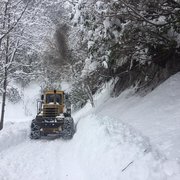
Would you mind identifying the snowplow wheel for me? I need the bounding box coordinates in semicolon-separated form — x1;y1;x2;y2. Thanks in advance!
30;120;41;139
62;117;75;140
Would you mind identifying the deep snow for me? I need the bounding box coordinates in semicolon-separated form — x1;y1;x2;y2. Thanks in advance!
95;73;180;160
0;73;180;180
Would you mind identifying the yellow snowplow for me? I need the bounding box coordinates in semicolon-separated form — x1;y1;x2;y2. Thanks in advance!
30;90;75;139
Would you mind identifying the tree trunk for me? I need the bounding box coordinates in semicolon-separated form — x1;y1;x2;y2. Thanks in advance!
0;43;8;130
84;84;95;107
0;8;9;130
0;68;7;130
0;37;9;130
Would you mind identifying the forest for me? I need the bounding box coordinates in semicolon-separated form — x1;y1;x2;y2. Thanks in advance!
0;0;180;128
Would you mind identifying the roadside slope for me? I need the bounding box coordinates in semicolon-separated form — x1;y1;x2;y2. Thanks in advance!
96;73;180;160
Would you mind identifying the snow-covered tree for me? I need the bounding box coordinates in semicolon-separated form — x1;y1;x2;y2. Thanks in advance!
0;0;53;130
69;0;180;96
0;0;32;130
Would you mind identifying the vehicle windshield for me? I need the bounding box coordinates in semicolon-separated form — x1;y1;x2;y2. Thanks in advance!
46;94;62;104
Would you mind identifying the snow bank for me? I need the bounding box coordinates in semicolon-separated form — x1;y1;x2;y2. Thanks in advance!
0;122;29;153
73;114;180;180
72;73;180;179
96;73;180;160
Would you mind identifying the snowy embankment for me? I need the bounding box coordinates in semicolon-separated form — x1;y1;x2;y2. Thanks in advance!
0;122;29;153
0;74;180;179
95;73;180;160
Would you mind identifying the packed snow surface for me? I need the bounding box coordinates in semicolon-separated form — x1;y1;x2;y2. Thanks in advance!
1;73;180;180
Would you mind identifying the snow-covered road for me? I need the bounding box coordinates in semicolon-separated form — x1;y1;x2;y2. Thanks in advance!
1;74;180;180
0;115;180;180
0;122;86;180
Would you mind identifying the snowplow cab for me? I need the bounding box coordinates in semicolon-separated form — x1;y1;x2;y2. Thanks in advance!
30;90;75;140
42;90;65;117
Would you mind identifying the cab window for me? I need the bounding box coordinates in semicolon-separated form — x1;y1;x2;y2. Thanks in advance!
46;94;62;104
55;94;62;104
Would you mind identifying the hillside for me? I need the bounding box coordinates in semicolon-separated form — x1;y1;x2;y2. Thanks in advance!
96;73;180;160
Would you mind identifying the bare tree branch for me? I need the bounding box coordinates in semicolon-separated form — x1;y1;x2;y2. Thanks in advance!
0;1;29;42
119;0;179;27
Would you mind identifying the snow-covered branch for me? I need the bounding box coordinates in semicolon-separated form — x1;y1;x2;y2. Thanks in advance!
0;1;29;42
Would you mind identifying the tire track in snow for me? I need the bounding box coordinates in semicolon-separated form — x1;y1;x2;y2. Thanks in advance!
0;133;87;180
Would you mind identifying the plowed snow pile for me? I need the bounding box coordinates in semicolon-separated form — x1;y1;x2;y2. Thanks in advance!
96;73;180;160
0;74;180;180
